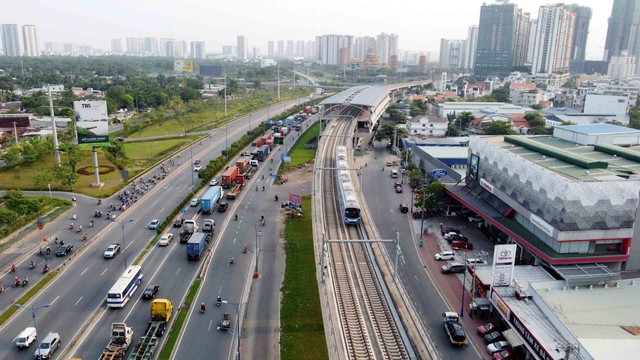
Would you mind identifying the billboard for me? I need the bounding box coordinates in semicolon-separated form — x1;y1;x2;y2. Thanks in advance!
491;244;517;287
73;100;109;147
199;65;223;77
469;153;479;181
174;59;194;72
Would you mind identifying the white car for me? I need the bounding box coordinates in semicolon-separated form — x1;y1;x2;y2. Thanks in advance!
466;258;487;265
434;251;455;261
468;215;483;223
103;244;121;258
158;233;174;246
210;179;219;186
487;341;511;354
190;198;199;207
194;164;203;172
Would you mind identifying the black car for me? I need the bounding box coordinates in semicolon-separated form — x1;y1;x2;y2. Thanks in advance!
55;244;74;256
218;202;228;212
399;204;409;213
142;284;160;299
484;331;505;343
173;218;184;227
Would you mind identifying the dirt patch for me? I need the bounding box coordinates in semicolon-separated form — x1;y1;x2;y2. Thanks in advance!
278;162;314;186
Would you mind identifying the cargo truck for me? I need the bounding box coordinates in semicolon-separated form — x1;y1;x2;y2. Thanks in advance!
187;232;209;260
443;312;468;346
100;323;133;360
200;186;223;214
274;134;284;145
179;220;198;243
221;166;239;189
235;158;248;173
256;145;270;161
127;299;173;360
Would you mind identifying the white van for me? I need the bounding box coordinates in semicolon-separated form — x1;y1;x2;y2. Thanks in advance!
16;327;36;348
390;169;398;178
250;159;259;167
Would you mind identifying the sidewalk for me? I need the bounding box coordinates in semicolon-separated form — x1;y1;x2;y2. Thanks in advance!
417;229;493;358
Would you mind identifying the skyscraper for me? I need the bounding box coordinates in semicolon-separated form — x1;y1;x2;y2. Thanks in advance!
144;37;159;56
376;33;390;66
159;38;174;57
277;40;284;58
236;35;248;60
439;39;466;69
305;40;315;59
531;4;575;75
1;24;21;56
21;25;38;57
286;40;294;58
354;36;376;60
474;2;522;78
111;39;123;53
388;33;399;64
565;4;592;73
315;34;353;65
464;25;479;70
268;41;274;58
190;41;206;59
604;0;640;73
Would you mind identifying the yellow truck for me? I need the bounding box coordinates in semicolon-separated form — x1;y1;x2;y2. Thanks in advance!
127;299;173;360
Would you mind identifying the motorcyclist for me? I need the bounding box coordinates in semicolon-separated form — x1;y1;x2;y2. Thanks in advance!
89;220;94;227
234;214;238;221
262;185;265;191
201;303;206;312
229;257;234;264
275;195;279;201
22;277;28;285
217;296;222;306
98;199;102;205
30;260;35;268
43;264;49;273
11;264;16;272
60;240;65;246
70;222;74;229
243;245;248;253
14;277;19;286
83;233;88;241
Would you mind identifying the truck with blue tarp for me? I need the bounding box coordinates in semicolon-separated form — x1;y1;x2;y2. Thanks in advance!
186;232;209;260
200;186;223;214
256;145;270;161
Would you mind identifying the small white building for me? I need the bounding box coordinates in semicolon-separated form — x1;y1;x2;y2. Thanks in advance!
437;102;529;118
260;59;277;68
583;92;629;123
406;115;448;137
607;51;637;79
509;82;543;107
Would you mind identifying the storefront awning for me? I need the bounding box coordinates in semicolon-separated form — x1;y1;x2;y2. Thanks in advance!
502;328;524;348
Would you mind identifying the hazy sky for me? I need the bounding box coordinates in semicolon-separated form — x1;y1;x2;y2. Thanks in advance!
1;0;613;59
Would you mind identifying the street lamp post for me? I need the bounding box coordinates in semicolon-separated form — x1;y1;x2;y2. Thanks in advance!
241;220;261;279
460;249;468;317
221;300;241;360
120;219;134;268
225;123;229;161
14;303;51;357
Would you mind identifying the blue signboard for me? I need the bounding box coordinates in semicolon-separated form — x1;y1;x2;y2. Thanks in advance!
431;169;448;179
181;209;186;214
280;153;287;161
266;119;271;125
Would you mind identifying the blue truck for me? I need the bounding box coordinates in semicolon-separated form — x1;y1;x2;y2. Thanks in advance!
200;186;223;214
186;232;208;260
256;145;270;161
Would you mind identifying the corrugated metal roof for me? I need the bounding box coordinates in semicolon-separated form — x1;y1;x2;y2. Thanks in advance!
320;86;368;105
560;124;640;135
320;85;390;107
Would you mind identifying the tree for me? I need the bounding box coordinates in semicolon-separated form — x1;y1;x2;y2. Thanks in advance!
373;124;406;143
536;83;548;90
530;104;543;110
105;141;125;163
386;107;407;123
482;121;517;135
1;146;21;166
455;111;475;130
409;169;424;189
415;182;445;211
491;87;510;102
446;125;460;136
524;112;545;128
33;166;53;188
528;126;551;135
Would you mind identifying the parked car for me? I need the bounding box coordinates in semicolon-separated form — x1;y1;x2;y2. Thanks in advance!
55;244;73;257
434;251;455;261
142;284;160;300
399;203;409;213
493;349;517;360
395;186;403;193
484;331;505;343
190;198;200;207
468;215;484;223
467;258;487;265
444;232;465;241
451;240;474;250
158;233;174;246
478;322;503;336
103;244;121;259
173;218;184;227
487;341;511;355
148;219;160;230
441;227;461;236
441;262;466;274
210;179;219;186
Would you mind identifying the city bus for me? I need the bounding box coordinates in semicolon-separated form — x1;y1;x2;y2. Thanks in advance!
107;265;143;308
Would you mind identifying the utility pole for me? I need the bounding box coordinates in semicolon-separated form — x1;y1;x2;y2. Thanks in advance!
224;73;228;116
48;85;61;165
13;122;18;145
277;64;281;101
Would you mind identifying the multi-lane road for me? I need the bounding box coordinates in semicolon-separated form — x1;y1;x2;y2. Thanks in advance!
0;99;309;360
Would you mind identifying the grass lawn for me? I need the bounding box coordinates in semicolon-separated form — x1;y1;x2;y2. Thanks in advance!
122;137;194;176
280;195;327;360
284;122;319;170
0;149;123;197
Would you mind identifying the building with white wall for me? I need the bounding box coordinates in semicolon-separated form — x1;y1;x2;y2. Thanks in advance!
236;35;248;60
1;24;21;56
190;41;206;59
437;102;529;118
583;92;629;123
608;51;637;79
530;4;575;75
439;39;466;69
406;116;448;137
509;82;542;107
464;25;478;70
315;34;353;65
21;25;38;57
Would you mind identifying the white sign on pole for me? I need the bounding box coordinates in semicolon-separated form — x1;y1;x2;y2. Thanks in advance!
73;100;109;146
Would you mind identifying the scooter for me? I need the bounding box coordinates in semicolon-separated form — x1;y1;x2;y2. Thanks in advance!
200;303;206;313
22;278;29;287
42;265;49;274
216;296;222;307
76;226;83;233
29;262;35;270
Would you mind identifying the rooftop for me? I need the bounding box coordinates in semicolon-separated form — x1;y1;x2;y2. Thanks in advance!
531;279;640;360
320;85;390;107
509;82;537;90
485;135;640;181
560;124;640;135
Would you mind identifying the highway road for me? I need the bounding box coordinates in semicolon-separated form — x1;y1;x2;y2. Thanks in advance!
361;143;483;360
0;99;305;360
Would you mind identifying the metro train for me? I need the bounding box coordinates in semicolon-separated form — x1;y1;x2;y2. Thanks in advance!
335;146;362;225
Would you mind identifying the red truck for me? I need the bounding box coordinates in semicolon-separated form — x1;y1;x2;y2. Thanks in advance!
303;106;312;114
236;158;248;173
221;166;239;189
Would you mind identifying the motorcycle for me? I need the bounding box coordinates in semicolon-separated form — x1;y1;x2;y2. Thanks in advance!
22;278;29;287
10;265;16;273
89;220;94;228
243;245;248;254
76;226;83;233
216;296;221;307
261;218;266;226
229;257;234;265
13;279;20;288
42;265;49;274
200;303;206;313
29;262;35;270
234;214;238;221
274;195;279;202
69;223;74;230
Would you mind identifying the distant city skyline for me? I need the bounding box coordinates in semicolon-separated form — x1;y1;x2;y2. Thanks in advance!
0;0;614;59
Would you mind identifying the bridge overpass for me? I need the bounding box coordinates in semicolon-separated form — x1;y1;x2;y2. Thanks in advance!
319;81;431;132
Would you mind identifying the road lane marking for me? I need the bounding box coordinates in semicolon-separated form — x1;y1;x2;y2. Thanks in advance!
208;320;213;331
51;295;60;305
74;296;83;306
100;268;108;276
80;267;88;276
160;207;165;213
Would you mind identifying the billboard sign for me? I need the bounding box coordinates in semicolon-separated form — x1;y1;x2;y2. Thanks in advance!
431;169;448;179
73;100;109;146
198;65;223;77
289;193;302;205
174;59;194;72
469;153;479;181
491;244;517;287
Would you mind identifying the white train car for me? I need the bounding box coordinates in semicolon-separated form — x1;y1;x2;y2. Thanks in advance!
335;146;361;225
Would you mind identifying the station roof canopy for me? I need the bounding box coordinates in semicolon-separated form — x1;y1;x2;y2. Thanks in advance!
321;85;391;107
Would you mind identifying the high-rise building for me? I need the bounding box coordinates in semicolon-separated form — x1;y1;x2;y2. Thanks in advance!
21;25;38;57
376;33;390;66
513;10;531;68
111;39;123;53
236;35;248;60
526;19;538;65
286;40;294;58
464;25;479;70
268;41;274;58
159;38;174;57
143;37;159;56
190;41;206;59
475;2;524;78
166;40;184;58
252;47;260;59
305;40;315;59
222;45;233;56
315;34;353;65
277;40;284;58
440;39;466;69
565;4;592;74
608;50;637;78
531;4;575;75
388;33;399;64
604;0;640;74
1;24;21;56
126;37;144;54
339;47;350;66
295;40;305;58
418;55;428;73
354;36;376;60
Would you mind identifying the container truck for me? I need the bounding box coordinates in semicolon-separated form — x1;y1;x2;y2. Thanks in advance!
256;145;270;161
127;299;173;360
187;232;209;260
200;186;223;214
179;220;198;243
100;323;133;360
221;166;239;189
274;134;284;145
235;158;248;173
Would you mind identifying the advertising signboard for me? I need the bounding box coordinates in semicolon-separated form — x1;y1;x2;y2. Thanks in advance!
73;100;109;146
174;59;194;72
491;244;517;287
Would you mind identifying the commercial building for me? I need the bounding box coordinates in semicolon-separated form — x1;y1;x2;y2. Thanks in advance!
447;124;640;272
530;4;575;75
21;25;38;57
315;34;353;65
236;35;248;60
604;0;640;74
582;92;629;123
565;4;592;74
1;24;21;56
406;116;448;137
439;39;465;70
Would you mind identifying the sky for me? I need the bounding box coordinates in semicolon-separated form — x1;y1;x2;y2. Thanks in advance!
0;0;614;60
